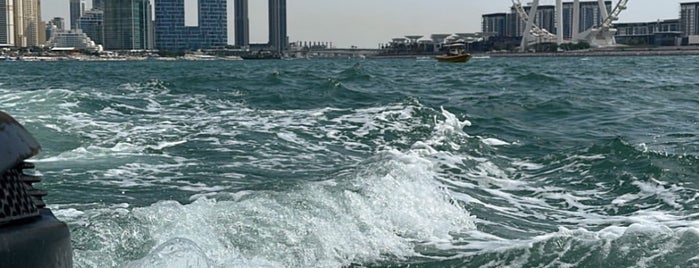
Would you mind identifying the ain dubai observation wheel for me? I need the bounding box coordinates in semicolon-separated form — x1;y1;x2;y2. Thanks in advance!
511;0;630;51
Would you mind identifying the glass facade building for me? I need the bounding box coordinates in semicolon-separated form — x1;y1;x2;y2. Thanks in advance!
92;0;104;10
154;0;227;51
482;13;507;37
234;0;248;47
50;17;65;31
576;1;612;35
0;0;13;46
70;0;81;30
79;9;103;45
103;0;152;50
681;2;699;37
268;0;287;52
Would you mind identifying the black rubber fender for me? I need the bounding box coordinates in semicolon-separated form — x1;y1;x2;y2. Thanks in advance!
0;112;41;175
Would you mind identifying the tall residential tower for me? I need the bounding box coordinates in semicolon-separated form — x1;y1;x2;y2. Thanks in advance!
70;0;82;30
680;2;699;37
268;0;287;52
234;0;249;47
103;0;152;50
0;0;13;46
92;0;104;10
79;9;103;45
154;0;227;51
13;0;42;47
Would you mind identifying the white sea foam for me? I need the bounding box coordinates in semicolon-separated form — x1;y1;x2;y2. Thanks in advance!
51;207;85;218
68;146;475;267
58;103;484;267
24;80;698;267
481;138;510;146
632;179;684;210
511;161;545;171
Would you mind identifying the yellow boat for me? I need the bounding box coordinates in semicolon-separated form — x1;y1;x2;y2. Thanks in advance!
436;42;472;63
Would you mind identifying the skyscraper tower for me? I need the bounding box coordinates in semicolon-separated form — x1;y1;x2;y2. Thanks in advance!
50;17;65;31
234;0;249;47
0;0;13;46
154;0;227;51
12;0;21;46
79;9;103;45
92;0;104;10
13;0;41;47
268;0;287;52
680;2;699;37
70;0;82;30
103;0;152;50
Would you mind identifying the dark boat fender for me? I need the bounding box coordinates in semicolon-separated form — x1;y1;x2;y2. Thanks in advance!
0;111;73;268
0;209;73;268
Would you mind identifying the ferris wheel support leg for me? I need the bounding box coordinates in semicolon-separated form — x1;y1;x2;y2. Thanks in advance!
556;0;563;45
598;0;610;21
520;0;539;52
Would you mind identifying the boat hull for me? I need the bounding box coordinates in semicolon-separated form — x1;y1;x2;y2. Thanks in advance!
1;111;73;268
0;209;73;268
435;54;472;63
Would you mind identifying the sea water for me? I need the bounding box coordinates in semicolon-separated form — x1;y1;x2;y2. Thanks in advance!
1;56;698;267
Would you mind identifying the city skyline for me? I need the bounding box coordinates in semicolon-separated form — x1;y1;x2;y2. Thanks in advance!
40;0;694;48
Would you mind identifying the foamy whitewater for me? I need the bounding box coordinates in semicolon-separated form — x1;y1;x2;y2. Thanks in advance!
1;57;698;267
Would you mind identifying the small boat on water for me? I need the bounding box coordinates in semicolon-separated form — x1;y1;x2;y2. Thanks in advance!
435;42;472;63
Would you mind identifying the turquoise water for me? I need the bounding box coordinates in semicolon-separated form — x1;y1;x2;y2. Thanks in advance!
1;57;698;267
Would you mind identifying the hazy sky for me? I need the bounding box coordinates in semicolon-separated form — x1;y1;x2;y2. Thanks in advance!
42;0;686;48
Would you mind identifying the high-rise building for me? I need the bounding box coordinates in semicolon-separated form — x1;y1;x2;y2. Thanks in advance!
79;9;103;45
234;0;249;47
37;1;45;45
560;1;611;39
103;0;152;50
13;0;41;47
268;0;287;52
70;0;82;30
531;5;556;35
0;0;13;46
92;0;104;10
50;17;65;31
503;4;554;38
154;0;227;51
575;1;611;35
12;0;22;46
680;2;699;37
153;0;187;50
199;0;227;48
482;13;507;37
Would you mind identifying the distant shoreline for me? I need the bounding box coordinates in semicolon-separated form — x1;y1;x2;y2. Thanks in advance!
373;46;699;59
488;47;699;58
6;46;699;61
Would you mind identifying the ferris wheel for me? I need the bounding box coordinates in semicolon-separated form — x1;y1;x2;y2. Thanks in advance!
511;0;557;45
511;0;630;50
